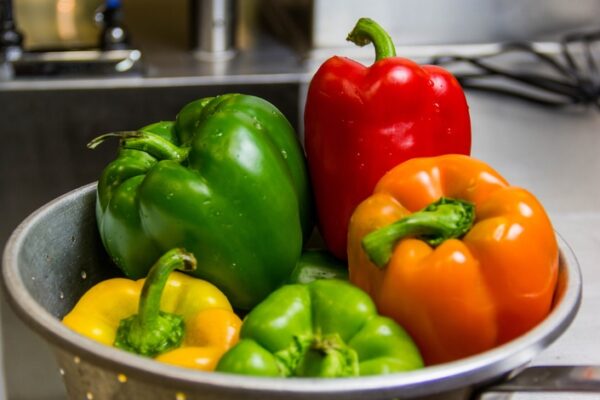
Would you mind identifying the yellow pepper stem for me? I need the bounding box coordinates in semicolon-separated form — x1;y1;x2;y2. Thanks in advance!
361;197;475;268
114;248;196;357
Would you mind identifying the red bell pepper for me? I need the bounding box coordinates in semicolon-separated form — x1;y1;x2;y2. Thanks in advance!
304;18;471;260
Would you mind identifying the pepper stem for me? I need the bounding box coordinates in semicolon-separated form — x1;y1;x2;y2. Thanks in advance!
114;248;196;357
87;131;189;162
346;17;396;62
362;197;475;268
292;333;359;378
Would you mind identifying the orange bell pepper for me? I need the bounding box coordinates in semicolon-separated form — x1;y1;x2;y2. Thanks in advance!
155;308;242;370
348;155;559;365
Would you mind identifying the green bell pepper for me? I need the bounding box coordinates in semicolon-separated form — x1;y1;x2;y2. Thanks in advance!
216;279;423;377
89;94;313;310
288;249;348;284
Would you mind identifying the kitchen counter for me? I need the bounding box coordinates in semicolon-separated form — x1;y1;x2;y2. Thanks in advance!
466;92;600;399
1;44;600;398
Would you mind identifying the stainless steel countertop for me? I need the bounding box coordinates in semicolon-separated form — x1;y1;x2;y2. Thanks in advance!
0;35;308;91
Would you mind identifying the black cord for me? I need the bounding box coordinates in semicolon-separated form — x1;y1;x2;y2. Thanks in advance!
431;29;600;110
454;81;576;107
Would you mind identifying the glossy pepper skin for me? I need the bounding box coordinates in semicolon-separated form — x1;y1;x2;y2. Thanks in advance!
63;249;241;371
304;18;471;259
90;94;313;310
287;249;348;284
348;155;559;365
216;279;423;377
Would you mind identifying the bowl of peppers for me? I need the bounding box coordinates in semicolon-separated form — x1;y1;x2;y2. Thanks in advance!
1;18;583;400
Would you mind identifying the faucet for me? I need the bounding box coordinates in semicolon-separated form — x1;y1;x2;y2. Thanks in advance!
191;0;236;61
95;0;131;51
0;0;23;61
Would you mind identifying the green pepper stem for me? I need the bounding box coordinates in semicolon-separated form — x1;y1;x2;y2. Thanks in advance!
346;17;396;62
114;248;196;357
362;198;475;268
137;248;196;331
285;333;359;378
87;131;189;162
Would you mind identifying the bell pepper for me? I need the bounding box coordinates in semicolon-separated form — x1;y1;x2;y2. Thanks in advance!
63;248;241;371
348;155;559;365
287;249;348;284
88;94;313;310
215;279;423;377
304;18;471;259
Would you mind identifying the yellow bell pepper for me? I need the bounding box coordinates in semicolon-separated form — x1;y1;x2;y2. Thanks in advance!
63;248;241;371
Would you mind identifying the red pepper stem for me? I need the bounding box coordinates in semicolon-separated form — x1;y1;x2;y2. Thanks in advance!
346;18;396;62
361;198;475;268
87;131;189;162
113;248;197;357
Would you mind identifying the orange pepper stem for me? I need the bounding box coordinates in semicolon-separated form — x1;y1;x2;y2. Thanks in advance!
114;248;196;357
361;197;475;268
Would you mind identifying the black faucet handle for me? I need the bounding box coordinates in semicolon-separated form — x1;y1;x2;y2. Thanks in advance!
96;0;130;51
0;0;24;59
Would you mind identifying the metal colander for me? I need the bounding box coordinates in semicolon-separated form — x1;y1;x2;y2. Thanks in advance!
2;183;582;400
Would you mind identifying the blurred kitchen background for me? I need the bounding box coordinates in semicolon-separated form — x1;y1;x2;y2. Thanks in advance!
1;0;600;399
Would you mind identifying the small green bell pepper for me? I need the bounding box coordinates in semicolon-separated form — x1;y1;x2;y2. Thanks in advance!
288;250;348;284
89;94;313;310
216;279;423;377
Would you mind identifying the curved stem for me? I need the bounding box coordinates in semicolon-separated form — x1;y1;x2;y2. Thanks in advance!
362;197;475;267
346;17;396;62
87;131;189;162
114;248;196;357
137;248;196;331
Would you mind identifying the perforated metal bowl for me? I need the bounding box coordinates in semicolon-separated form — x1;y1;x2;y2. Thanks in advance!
2;183;582;400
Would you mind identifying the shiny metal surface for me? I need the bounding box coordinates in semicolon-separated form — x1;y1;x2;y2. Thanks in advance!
192;0;236;61
0;33;304;90
7;49;142;77
1;182;581;400
311;0;600;48
481;366;600;394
